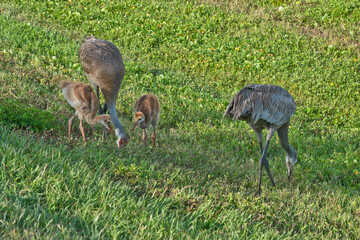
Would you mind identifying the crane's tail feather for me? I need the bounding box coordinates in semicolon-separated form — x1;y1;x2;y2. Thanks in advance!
222;99;234;123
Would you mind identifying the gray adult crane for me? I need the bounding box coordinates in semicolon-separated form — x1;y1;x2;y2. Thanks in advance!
78;35;128;148
223;84;297;195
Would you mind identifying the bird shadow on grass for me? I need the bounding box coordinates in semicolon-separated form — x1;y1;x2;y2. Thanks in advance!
113;114;360;196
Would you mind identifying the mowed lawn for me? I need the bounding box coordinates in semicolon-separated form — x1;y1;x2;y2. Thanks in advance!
0;0;359;239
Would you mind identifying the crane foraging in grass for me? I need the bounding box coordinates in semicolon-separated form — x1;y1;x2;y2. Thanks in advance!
132;94;160;148
78;35;128;148
61;80;113;144
223;84;297;195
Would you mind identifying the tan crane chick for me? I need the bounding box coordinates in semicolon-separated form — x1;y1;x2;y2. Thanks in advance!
223;84;297;195
131;94;160;148
78;35;128;148
61;80;113;144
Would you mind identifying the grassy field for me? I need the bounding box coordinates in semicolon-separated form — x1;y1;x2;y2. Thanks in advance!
1;0;359;238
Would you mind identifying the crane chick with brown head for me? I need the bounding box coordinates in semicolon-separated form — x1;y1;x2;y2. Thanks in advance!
132;94;160;148
60;80;113;144
223;84;297;195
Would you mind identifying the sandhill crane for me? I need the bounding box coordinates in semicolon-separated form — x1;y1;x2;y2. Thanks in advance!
78;35;128;148
131;94;160;148
60;80;113;144
223;84;297;195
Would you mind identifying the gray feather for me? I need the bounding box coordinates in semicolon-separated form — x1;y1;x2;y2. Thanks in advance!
223;84;296;126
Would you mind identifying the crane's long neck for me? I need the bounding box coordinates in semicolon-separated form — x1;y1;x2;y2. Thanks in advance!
278;134;297;165
107;103;127;139
286;145;297;165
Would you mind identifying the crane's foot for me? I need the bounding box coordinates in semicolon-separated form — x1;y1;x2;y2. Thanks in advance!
256;188;261;196
258;157;276;195
261;157;275;187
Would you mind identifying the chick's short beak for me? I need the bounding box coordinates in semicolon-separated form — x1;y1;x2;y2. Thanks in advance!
108;124;113;134
131;121;138;131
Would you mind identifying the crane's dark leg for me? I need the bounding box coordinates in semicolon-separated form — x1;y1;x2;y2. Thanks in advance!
94;85;104;114
258;128;276;195
94;85;108;139
255;131;263;153
103;103;107;114
95;83;107;139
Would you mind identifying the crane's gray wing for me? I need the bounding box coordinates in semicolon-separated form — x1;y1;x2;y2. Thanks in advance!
251;84;296;126
223;84;296;126
223;87;254;121
78;37;125;84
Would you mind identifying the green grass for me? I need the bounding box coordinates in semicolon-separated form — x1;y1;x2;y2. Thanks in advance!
0;98;57;132
0;0;359;238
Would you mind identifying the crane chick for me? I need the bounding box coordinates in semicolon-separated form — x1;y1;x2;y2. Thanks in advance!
132;94;160;148
223;84;297;195
61;80;113;144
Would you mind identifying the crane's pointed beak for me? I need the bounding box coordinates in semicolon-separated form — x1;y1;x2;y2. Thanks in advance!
131;121;138;131
117;138;128;149
108;124;113;134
